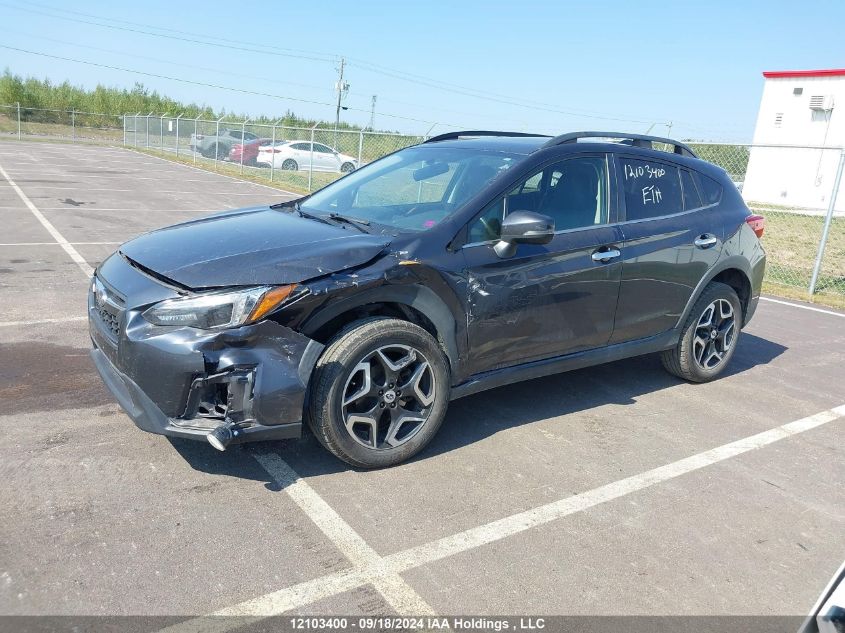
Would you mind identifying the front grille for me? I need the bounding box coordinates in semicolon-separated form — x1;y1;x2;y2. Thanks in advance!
96;304;121;339
92;276;126;344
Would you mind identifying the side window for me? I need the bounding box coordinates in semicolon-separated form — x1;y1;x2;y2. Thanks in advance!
691;171;723;205
619;158;683;221
466;156;608;243
291;142;309;151
228;131;243;140
243;131;258;140
681;169;703;210
315;144;333;154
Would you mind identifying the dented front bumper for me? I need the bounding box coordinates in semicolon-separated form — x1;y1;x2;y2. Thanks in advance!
88;254;323;445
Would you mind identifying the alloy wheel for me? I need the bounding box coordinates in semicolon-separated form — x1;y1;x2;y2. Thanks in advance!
341;344;436;450
693;299;736;370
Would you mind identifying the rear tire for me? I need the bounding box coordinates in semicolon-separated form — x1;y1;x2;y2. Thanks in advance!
661;282;742;383
282;159;298;171
307;318;450;469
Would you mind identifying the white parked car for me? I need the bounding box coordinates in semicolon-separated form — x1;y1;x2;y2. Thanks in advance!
256;141;358;173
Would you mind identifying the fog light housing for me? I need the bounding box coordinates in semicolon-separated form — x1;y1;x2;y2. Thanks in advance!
207;425;234;451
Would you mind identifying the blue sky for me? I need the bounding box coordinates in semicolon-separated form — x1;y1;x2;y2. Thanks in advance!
1;0;843;141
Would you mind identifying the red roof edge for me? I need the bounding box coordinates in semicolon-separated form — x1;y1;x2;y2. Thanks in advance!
763;69;845;78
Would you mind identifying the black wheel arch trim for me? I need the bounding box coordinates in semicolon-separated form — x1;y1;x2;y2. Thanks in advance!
299;284;461;379
675;255;753;330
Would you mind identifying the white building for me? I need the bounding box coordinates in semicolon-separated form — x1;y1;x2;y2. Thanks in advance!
743;68;845;212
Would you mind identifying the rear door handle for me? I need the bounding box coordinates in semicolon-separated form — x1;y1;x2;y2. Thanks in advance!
694;234;719;249
591;248;621;263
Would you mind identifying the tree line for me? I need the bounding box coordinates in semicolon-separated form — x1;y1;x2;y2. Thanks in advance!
0;69;380;131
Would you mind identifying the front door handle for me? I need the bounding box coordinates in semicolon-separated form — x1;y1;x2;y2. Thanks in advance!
694;234;719;249
591;248;621;263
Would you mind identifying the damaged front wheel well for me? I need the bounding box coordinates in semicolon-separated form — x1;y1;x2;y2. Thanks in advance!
310;302;448;361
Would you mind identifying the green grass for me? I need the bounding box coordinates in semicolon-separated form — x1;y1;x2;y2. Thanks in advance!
752;205;844;297
0;113;122;143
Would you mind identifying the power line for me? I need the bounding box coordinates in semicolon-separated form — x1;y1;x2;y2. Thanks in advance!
17;0;338;62
0;44;464;128
0;1;746;135
0;1;670;127
0;28;336;97
0;2;337;65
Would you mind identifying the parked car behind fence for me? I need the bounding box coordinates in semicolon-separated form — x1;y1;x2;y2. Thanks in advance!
190;129;259;159
257;140;358;173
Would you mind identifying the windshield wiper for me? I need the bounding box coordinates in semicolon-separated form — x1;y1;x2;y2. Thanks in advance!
274;200;332;225
327;213;371;233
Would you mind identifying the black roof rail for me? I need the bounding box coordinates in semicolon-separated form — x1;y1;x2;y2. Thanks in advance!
423;130;549;144
542;131;698;158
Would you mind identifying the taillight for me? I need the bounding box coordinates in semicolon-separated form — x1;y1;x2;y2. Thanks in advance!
195;134;204;140
232;144;243;151
746;214;765;238
264;148;281;153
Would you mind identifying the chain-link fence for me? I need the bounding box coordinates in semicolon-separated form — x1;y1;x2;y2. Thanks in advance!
122;113;423;193
687;142;844;302
0;103;123;143
1;103;843;303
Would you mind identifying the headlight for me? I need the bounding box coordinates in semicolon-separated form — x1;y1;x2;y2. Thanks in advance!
142;285;297;329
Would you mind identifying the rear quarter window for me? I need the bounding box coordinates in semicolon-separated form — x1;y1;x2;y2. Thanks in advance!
619;157;683;221
691;171;724;205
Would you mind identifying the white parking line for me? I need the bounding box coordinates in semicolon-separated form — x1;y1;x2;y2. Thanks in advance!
0;185;285;195
761;296;845;318
252;453;436;616
161;404;845;630
0;163;93;278
0;242;120;246
0;316;87;328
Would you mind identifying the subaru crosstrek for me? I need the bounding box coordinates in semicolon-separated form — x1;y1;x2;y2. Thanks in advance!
89;131;766;468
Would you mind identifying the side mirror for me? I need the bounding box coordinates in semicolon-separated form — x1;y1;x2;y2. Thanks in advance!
494;211;555;258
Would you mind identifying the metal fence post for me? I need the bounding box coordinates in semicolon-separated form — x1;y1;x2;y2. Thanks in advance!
160;113;168;150
16;102;20;140
308;123;317;192
71;109;75;142
357;130;364;167
123;114;127;146
134;112;140;147
193;116;200;163
269;124;277;182
175;114;183;158
240;118;248;174
146;112;153;147
269;117;283;183
809;149;845;296
214;116;223;168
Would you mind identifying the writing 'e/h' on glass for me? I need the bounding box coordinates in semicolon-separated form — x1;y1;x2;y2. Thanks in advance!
642;184;662;205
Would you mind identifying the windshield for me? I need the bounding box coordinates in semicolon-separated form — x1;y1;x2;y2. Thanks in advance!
301;146;521;232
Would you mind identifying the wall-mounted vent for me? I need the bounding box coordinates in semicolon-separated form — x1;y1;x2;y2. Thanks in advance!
793;87;803;95
809;95;834;111
774;113;783;127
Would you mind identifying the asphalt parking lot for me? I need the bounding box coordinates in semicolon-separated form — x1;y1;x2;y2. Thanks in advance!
1;140;844;623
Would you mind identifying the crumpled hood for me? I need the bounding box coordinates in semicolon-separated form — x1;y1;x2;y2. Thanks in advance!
119;206;390;288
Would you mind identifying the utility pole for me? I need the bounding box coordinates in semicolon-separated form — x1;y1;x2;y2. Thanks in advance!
334;57;346;132
334;57;349;148
369;95;377;131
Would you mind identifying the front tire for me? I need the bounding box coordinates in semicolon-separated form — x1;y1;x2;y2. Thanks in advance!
661;282;742;383
282;158;298;171
307;318;450;468
340;162;355;173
